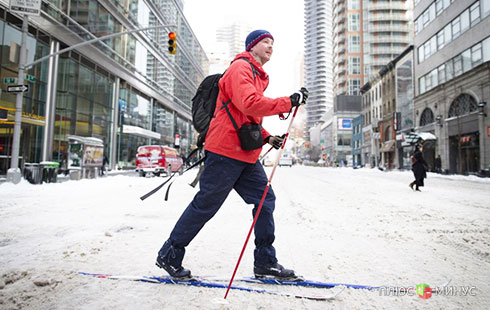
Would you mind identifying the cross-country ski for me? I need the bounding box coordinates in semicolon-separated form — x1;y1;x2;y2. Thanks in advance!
78;272;344;301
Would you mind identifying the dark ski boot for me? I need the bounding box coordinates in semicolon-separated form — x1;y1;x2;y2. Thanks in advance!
156;241;192;279
254;263;302;281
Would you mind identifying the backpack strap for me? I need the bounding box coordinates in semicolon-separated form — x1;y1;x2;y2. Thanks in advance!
239;57;258;80
221;99;240;132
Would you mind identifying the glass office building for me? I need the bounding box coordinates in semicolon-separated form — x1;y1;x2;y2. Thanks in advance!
0;0;207;174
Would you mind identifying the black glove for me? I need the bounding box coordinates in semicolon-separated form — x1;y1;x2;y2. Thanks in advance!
290;87;309;107
265;134;285;149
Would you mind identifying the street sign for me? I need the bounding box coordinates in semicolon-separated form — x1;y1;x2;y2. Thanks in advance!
7;84;29;93
9;0;42;16
3;77;18;84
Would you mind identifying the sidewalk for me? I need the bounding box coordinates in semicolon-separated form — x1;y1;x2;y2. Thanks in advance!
0;169;137;184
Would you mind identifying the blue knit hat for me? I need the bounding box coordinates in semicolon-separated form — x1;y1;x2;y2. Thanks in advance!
245;30;274;51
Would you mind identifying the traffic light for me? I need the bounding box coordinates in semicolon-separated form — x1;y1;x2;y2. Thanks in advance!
168;32;176;55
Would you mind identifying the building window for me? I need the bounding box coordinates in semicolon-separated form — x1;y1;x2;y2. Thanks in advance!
461;48;471;73
348;14;360;31
483;37;490;62
438;64;446;84
418;45;424;63
427;68;437;91
483;0;490;17
430;36;437;55
424;40;431;60
461;8;470;33
420;108;434;126
437;30;445;50
349;56;361;74
471;43;482;67
348;0;360;10
470;2;481;26
448;94;478;117
452;16;461;39
453;54;463;76
422;9;430;27
419;76;426;94
436;0;444;15
349;35;361;53
348;79;361;95
444;24;452;46
445;59;454;80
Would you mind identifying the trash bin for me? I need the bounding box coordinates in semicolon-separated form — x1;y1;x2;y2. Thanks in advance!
41;161;59;183
23;163;43;184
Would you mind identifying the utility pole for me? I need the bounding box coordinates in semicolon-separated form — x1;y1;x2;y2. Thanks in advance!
6;19;175;183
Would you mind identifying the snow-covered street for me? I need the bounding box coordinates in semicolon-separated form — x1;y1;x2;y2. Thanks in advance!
1;166;489;309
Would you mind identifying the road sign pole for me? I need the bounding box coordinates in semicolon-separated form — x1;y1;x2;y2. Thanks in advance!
7;14;28;183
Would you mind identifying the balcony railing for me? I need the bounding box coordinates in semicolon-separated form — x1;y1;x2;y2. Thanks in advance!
366;36;411;44
366;13;409;22
368;24;411;33
369;45;407;55
367;3;407;11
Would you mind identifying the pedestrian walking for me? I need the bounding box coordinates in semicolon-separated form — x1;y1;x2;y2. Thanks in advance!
434;154;442;173
409;144;427;191
100;155;108;176
155;30;309;279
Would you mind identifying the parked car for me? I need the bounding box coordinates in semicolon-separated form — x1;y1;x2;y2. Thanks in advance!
135;145;183;177
262;157;274;167
278;153;293;167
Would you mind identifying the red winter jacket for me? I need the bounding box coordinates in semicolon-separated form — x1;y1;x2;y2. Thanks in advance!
204;52;292;163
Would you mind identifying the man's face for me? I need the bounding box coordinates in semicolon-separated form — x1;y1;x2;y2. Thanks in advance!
250;37;274;64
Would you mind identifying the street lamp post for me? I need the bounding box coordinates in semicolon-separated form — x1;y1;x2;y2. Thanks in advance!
6;24;175;183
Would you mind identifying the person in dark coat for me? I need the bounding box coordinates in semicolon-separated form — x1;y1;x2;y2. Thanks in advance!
434;155;442;173
409;144;427;191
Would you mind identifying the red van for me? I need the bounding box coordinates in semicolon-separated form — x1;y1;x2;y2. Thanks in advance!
135;145;183;177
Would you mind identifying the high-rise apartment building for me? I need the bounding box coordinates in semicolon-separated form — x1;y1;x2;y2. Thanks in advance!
304;0;333;140
333;0;413;97
333;0;363;96
363;0;413;80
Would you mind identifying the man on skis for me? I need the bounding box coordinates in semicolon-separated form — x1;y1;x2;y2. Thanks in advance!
156;29;308;279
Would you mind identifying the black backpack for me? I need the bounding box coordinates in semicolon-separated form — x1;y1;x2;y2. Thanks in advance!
191;73;222;146
191;58;257;147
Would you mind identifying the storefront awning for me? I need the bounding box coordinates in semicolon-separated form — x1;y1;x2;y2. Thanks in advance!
401;132;436;146
380;140;396;152
122;125;161;139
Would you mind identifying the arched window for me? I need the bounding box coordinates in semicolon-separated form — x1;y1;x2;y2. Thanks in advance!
420;108;434;126
448;94;478;118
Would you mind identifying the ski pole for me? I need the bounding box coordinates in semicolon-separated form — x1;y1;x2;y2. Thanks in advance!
258;146;274;162
224;106;300;299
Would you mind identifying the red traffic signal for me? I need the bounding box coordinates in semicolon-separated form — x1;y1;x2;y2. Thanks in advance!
168;32;177;55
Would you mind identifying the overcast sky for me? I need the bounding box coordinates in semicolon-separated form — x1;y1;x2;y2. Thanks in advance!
183;0;305;134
